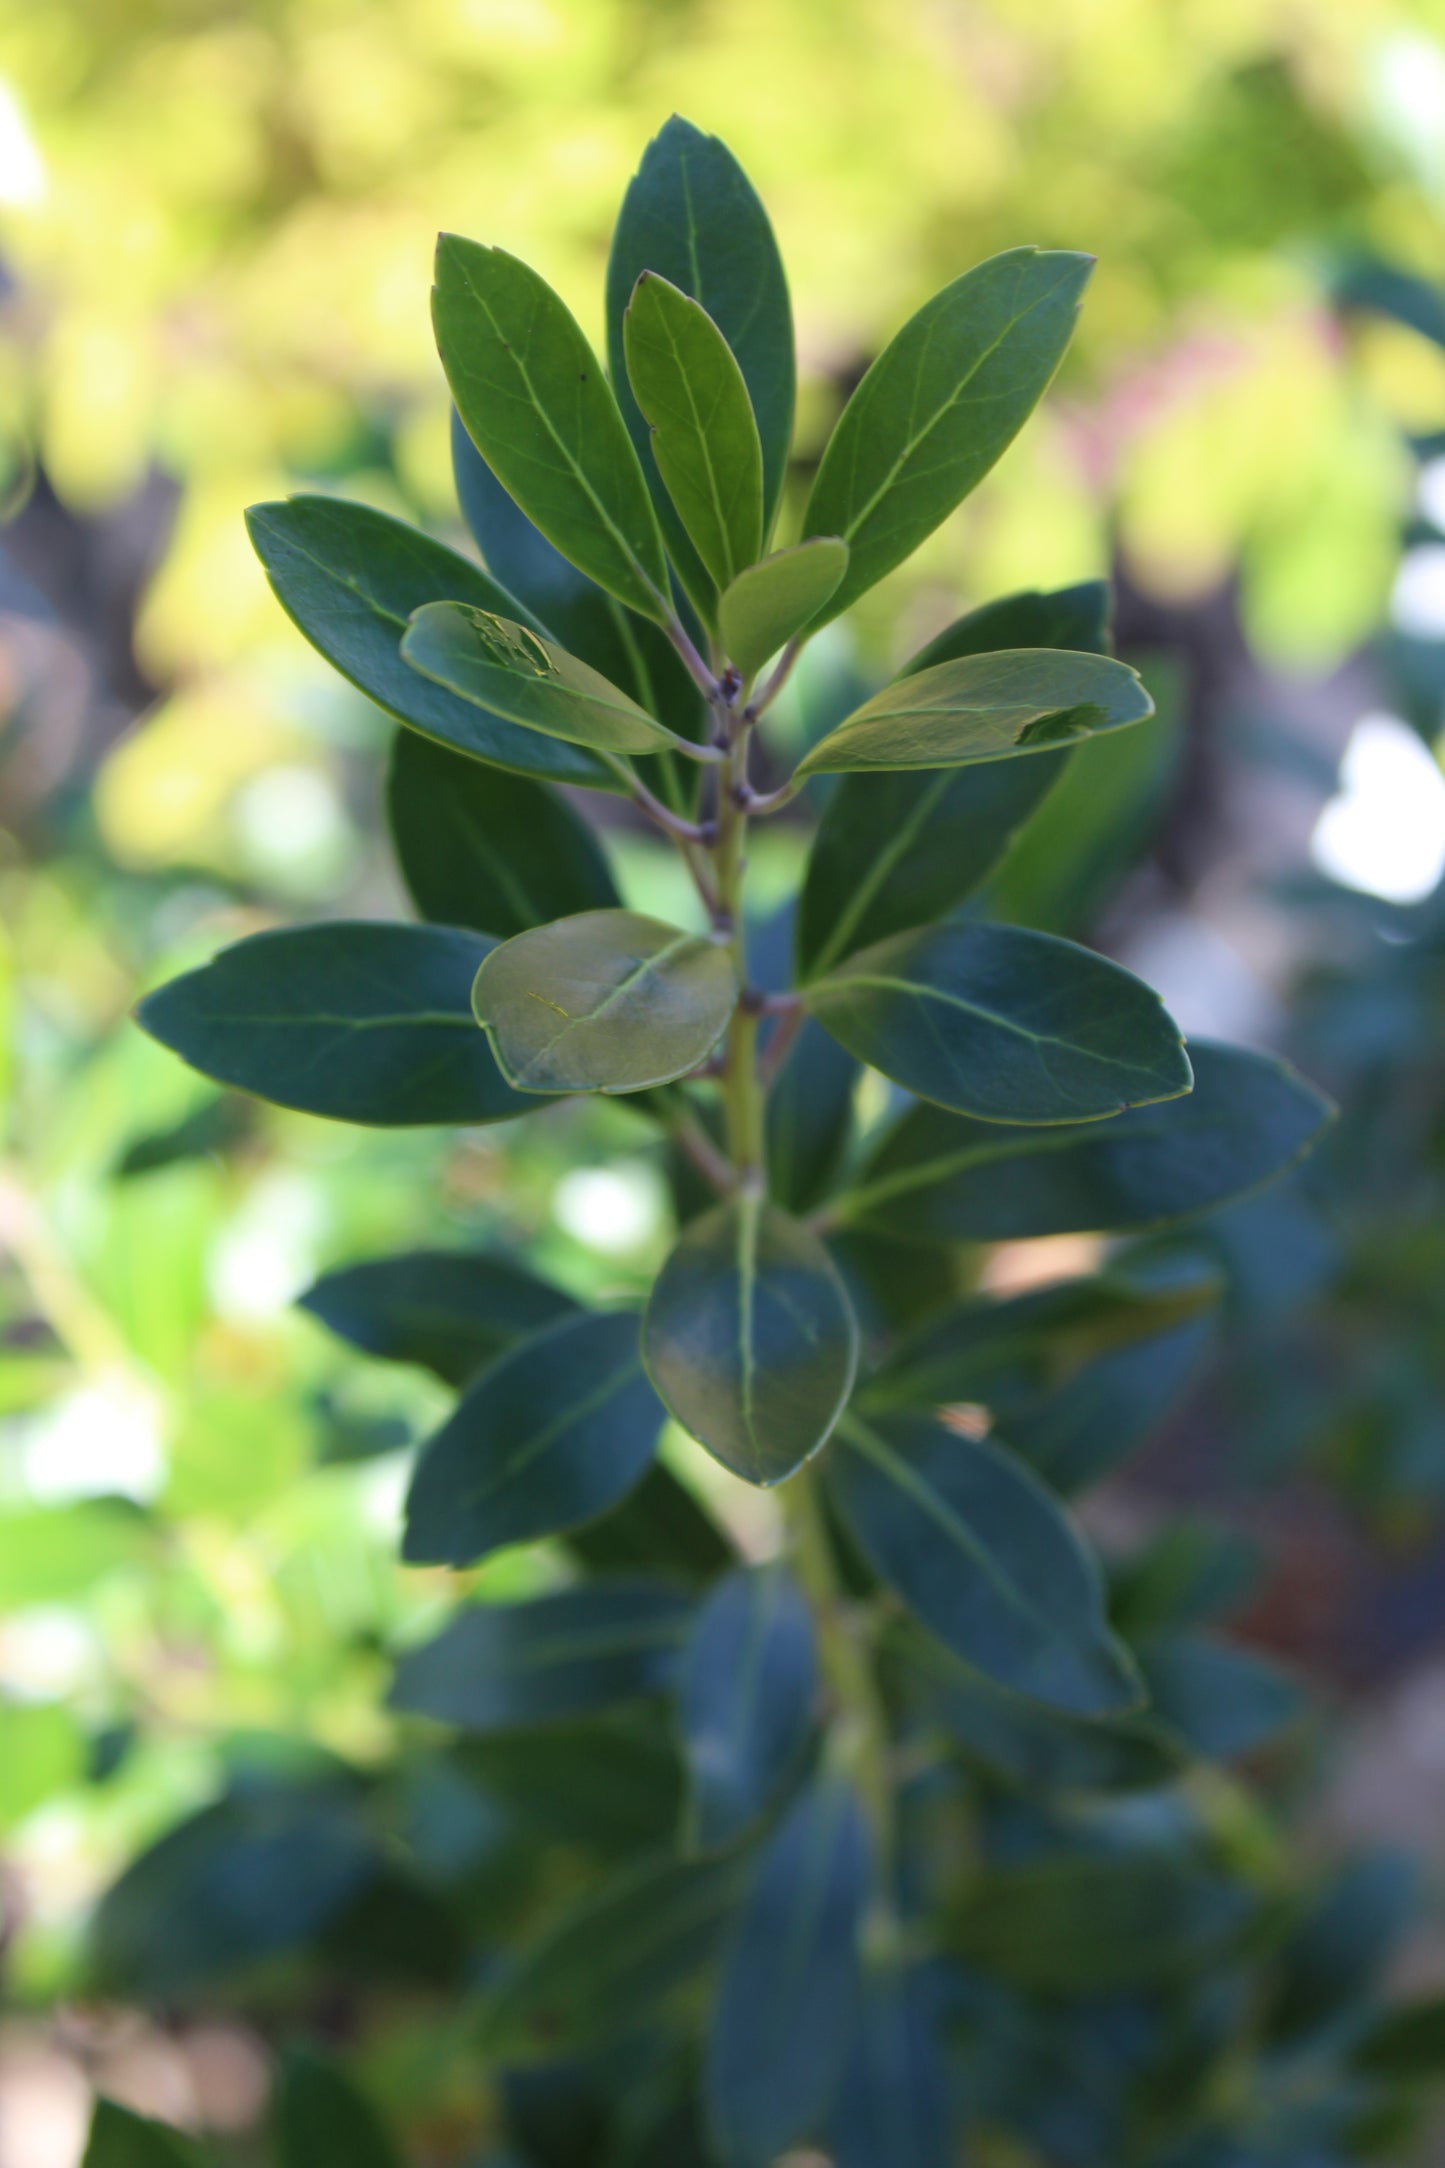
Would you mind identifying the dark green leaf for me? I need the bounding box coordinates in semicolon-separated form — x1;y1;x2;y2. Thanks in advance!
827;1412;1141;1716
718;540;849;680
766;1018;858;1215
677;1565;817;1850
566;1461;737;1585
1003;1312;1214;1495
403;1309;665;1566
888;1625;1183;1797
402;604;690;758
950;1851;1253;1994
836;1041;1335;1240
607;117;795;557
82;2102;200;2168
387;729;618;938
1135;1634;1302;1762
472;910;736;1094
90;1786;377;1996
797;648;1152;777
299;1247;578;1387
805;920;1190;1124
795;581;1109;978
829;1966;951;2168
707;1775;870;2164
275;2050;402;2168
1269;1854;1416;2047
389;1580;692;1732
1353;1996;1445;2083
802;248;1092;628
115;1094;251;1179
245;495;607;790
434;236;669;618
480;1849;745;2060
459;1708;687;1854
137;924;532;1127
623;271;763;599
642;1195;859;1485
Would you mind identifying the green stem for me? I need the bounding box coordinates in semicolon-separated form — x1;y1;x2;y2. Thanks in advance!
715;719;764;1185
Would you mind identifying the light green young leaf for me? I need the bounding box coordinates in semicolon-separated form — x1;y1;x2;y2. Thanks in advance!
804;920;1191;1124
434;235;670;620
623;270;764;599
641;1194;859;1485
802;248;1092;629
472;909;737;1094
796;648;1153;776
718;538;849;679
401;603;696;760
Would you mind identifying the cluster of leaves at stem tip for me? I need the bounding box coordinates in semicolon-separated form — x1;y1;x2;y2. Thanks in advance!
126;116;1349;2168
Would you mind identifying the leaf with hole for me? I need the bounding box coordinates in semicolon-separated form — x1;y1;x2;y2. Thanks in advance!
706;1774;870;2165
387;729;618;938
677;1564;817;1850
403;1309;665;1566
402;603;694;760
797;648;1152;776
623;270;763;599
802;248;1092;628
796;582;1110;977
434;236;669;618
827;1412;1142;1715
836;1041;1334;1240
472;909;736;1094
136;924;534;1127
299;1247;578;1387
642;1194;859;1485
718;539;849;679
805;920;1191;1124
389;1580;693;1732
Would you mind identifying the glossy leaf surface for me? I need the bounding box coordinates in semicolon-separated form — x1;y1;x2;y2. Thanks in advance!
387;729;618;938
472;910;736;1094
299;1247;578;1387
677;1564;817;1849
837;1041;1334;1239
434;236;669;617
623;270;764;595
275;2050;402;2168
706;1775;870;2165
797;648;1152;776
828;1413;1141;1715
480;1849;744;2061
802;248;1092;628
642;1195;859;1485
402;603;686;758
403;1310;665;1566
796;582;1109;977
389;1580;692;1732
718;539;849;679
245;495;608;789
805;920;1191;1124
607;117;795;546
136;924;533;1127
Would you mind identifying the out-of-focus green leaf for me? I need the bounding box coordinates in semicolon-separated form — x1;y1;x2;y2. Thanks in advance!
0;1502;150;1611
718;540;849;679
403;1310;665;1565
472;910;736;1094
677;1564;817;1849
0;1700;87;1829
435;237;670;619
802;248;1092;628
950;1851;1254;1993
299;1248;578;1387
274;2049;402;2168
829;1966;951;2168
389;1581;693;1732
797;649;1152;776
766;1018;858;1215
246;496;607;789
837;1041;1334;1239
827;1412;1141;1715
642;1194;859;1484
82;2101;200;2168
805;921;1191;1123
1136;1634;1303;1762
387;729;618;938
566;1462;737;1584
137;925;532;1127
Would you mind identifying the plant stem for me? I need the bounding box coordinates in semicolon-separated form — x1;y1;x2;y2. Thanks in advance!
714;717;765;1186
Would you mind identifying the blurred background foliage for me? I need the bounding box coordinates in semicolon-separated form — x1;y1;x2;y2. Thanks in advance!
9;0;1445;2160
